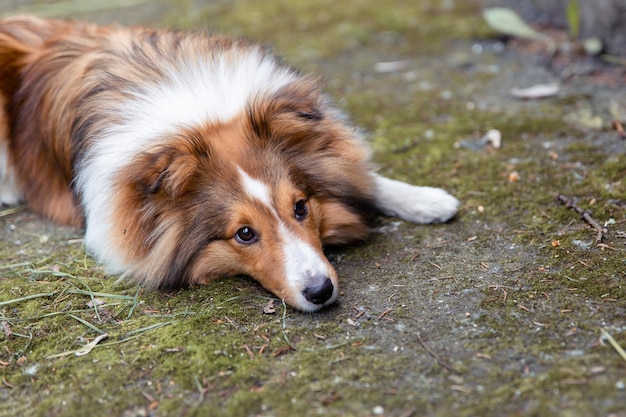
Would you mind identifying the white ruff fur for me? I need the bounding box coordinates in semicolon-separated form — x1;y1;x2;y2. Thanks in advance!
372;174;459;224
76;48;298;271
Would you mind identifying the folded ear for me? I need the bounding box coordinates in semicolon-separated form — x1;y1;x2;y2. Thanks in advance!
319;201;371;246
143;152;197;198
248;75;324;145
124;132;210;200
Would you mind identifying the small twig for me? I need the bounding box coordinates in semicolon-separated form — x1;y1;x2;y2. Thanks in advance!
429;262;443;271
416;332;460;374
378;308;393;320
556;194;607;242
272;345;295;357
243;344;255;359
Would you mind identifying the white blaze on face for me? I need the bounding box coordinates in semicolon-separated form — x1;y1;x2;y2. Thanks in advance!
237;167;336;310
238;168;272;208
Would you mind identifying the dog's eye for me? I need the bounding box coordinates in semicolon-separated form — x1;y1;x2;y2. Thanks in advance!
235;227;258;244
294;199;308;220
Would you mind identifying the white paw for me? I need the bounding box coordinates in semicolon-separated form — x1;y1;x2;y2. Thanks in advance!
395;185;459;223
373;174;459;224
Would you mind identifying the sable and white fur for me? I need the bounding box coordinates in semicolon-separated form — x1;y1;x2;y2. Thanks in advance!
0;16;458;312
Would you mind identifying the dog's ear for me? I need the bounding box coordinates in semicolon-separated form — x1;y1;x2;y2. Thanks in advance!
124;132;210;200
142;151;197;198
319;201;370;246
249;76;324;144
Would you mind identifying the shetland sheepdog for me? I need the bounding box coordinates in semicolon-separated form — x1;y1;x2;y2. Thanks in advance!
0;16;459;312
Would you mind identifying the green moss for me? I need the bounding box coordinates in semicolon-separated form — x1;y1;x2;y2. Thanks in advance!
177;0;489;65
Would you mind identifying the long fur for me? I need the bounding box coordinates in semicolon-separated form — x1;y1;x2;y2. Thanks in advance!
0;16;459;311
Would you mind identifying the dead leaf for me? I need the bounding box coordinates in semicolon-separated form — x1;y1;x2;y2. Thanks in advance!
482;8;548;41
263;299;276;314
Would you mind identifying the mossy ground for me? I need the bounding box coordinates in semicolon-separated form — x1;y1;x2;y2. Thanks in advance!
1;0;625;416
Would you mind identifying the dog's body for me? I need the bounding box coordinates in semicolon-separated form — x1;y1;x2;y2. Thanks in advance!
0;16;458;311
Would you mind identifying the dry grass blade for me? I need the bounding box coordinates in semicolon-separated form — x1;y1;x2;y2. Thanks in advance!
0;292;58;307
0;205;26;218
0;261;33;271
123;321;176;338
66;314;105;334
66;289;135;301
2;309;95;322
601;328;626;362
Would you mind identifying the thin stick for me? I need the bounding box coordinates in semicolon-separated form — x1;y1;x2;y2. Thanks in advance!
416;332;460;374
556;194;607;242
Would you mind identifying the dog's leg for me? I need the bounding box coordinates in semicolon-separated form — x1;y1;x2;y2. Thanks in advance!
372;173;459;224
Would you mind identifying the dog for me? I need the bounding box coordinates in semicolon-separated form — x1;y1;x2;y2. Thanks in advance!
0;16;459;312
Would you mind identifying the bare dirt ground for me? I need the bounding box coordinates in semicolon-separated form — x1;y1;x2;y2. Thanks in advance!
1;1;625;416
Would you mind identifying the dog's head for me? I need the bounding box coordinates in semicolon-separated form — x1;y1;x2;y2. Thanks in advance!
111;85;376;311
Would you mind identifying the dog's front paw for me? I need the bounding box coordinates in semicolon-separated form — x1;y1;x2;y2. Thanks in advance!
401;186;459;224
373;174;459;224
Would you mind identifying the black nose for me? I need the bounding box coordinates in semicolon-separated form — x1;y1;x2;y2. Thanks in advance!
302;277;334;305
